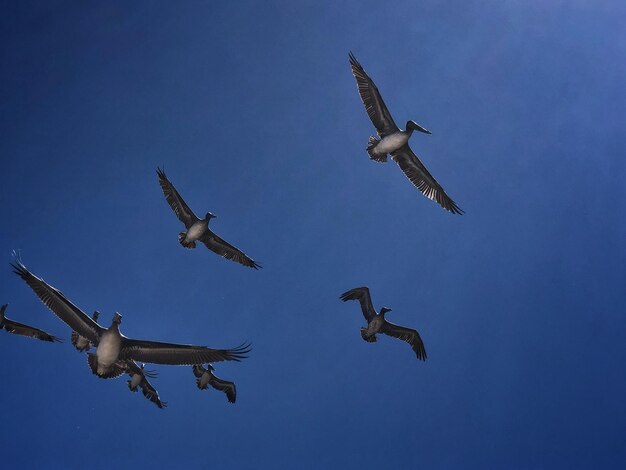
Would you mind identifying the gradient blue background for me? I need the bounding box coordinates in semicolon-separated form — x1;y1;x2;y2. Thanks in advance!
1;1;625;468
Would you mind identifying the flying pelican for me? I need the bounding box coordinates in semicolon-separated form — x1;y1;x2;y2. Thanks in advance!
156;167;261;269
192;364;236;403
12;257;251;379
126;361;167;409
340;287;427;361
71;310;100;352
348;52;463;214
0;304;62;343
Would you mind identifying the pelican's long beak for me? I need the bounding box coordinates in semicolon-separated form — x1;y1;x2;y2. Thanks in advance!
411;122;432;134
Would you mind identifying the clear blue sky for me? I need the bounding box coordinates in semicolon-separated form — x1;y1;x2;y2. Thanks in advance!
1;1;625;468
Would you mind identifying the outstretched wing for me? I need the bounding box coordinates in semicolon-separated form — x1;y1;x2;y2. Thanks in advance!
210;376;236;404
120;340;251;366
2;318;62;343
200;230;261;269
349;52;399;138
140;377;167;409
156;167;199;229
380;320;427;361
391;144;463;214
340;287;377;322
11;258;103;344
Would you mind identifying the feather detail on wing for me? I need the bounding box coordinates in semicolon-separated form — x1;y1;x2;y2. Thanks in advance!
156;167;199;228
391;145;463;214
139;377;167;409
2;318;62;343
380;320;427;361
349;52;399;138
11;257;103;344
209;376;237;403
340;287;377;322
200;231;261;269
120;340;251;366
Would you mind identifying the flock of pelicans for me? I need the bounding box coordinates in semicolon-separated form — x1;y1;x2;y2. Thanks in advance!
3;53;461;408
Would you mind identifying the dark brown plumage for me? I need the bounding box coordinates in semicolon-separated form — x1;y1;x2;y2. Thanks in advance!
126;361;167;409
0;304;62;343
193;364;236;403
12;256;251;378
156;167;261;269
340;287;427;361
349;52;463;214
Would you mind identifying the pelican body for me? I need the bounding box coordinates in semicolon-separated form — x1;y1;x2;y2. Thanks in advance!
349;52;463;214
192;364;237;403
157;167;261;268
12;257;251;380
126;362;166;408
179;214;215;249
94;313;123;375
340;287;427;361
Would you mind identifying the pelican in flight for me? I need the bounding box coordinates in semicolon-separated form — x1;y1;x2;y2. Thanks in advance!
192;364;236;403
0;304;62;343
340;287;427;361
126;361;167;409
349;52;463;214
157;167;261;269
71;310;99;352
12;257;251;379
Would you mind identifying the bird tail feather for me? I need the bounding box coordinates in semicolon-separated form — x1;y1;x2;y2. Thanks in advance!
366;136;387;163
361;328;377;343
178;232;196;249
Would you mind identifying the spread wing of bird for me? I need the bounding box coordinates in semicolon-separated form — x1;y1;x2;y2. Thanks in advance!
120;340;251;366
340;287;377;322
71;311;100;351
200;230;261;269
11;258;104;344
1;317;62;343
192;364;207;378
156;167;199;229
349;52;399;138
391;145;463;214
210;375;236;403
139;377;167;409
380;320;427;361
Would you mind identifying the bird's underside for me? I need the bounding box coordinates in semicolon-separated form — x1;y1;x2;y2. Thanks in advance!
348;52;463;215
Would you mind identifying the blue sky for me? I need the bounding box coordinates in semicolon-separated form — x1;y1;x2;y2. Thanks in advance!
1;1;625;468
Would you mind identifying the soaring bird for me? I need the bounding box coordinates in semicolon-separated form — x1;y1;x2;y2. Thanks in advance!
156;167;261;269
71;310;100;352
340;287;427;361
192;364;236;403
0;304;62;343
12;257;251;379
126;361;167;409
348;52;463;214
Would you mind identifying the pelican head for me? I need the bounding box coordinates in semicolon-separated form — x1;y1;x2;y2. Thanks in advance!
380;307;392;315
112;312;123;325
93;310;100;322
406;120;432;135
205;212;217;220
